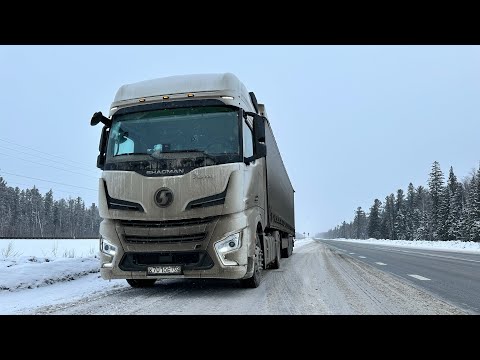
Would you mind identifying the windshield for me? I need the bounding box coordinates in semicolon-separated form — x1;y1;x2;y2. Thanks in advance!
104;106;242;176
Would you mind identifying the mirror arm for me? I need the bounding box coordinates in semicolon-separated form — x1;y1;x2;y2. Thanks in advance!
91;111;112;127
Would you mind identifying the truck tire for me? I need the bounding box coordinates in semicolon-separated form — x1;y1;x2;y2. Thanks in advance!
126;279;157;288
281;237;293;258
270;231;281;269
288;238;293;256
241;233;263;288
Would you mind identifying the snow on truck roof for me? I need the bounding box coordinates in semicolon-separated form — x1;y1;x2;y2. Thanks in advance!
113;73;254;108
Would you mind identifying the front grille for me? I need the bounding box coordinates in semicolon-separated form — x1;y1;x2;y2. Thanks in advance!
120;217;214;228
119;251;214;271
124;233;206;244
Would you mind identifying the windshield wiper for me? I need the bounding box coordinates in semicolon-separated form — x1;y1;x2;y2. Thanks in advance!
150;149;218;163
114;152;149;157
114;150;219;165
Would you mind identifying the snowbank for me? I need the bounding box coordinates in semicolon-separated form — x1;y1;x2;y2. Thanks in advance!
324;238;480;253
0;272;127;314
0;240;124;314
0;256;100;291
294;237;315;248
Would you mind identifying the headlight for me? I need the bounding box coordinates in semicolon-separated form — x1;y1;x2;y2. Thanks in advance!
214;232;241;266
100;236;117;257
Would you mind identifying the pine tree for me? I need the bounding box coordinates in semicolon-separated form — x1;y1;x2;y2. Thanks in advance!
444;167;462;240
381;194;396;239
463;175;476;241
452;183;465;240
0;177;9;237
367;199;382;239
341;221;347;238
469;166;480;241
8;187;21;237
405;183;416;240
379;207;389;239
73;197;85;238
394;189;407;239
353;207;367;239
44;189;54;237
413;185;430;239
394;209;407;240
30;186;44;237
89;203;101;236
428;161;445;240
395;189;405;213
438;186;450;241
415;211;430;240
53;201;60;237
67;197;75;238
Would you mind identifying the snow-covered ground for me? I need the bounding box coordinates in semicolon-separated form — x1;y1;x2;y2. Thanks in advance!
0;239;99;258
0;237;314;314
322;238;480;253
0;254;127;314
0;238;474;314
0;239;122;314
0;256;100;291
0;272;127;314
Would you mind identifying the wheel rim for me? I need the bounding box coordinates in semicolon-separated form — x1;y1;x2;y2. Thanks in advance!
254;234;263;279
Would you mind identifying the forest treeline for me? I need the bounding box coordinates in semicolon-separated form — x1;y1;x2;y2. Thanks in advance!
321;161;480;242
0;177;101;238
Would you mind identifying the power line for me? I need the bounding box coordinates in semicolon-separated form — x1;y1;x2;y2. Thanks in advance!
0;152;98;179
0;170;98;192
0;137;97;168
0;143;99;175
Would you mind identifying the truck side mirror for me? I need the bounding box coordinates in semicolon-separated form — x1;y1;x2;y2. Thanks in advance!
245;111;267;159
97;154;105;170
97;126;109;170
252;113;267;158
253;113;266;143
255;140;266;159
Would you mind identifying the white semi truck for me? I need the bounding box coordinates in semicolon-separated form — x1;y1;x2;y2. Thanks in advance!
91;73;295;288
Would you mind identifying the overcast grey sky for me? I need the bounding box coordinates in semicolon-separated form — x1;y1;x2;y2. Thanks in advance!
1;45;479;234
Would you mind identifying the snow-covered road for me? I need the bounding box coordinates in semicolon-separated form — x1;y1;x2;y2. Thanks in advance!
2;239;465;315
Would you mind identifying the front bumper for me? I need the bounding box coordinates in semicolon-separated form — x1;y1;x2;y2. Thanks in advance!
99;210;257;280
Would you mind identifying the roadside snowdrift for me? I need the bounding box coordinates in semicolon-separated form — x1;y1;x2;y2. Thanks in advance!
325;238;480;253
0;256;100;292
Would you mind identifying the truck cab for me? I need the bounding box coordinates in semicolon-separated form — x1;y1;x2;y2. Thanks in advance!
91;73;295;288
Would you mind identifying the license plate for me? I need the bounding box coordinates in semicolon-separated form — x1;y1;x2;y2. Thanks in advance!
147;265;182;275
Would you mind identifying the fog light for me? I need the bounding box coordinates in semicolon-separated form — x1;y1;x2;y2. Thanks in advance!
100;236;117;257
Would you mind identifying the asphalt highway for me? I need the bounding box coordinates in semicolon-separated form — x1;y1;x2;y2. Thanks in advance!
320;239;480;314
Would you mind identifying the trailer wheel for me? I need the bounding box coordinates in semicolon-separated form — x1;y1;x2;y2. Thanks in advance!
270;232;281;269
241;233;263;288
126;279;157;288
288;237;293;256
281;236;293;258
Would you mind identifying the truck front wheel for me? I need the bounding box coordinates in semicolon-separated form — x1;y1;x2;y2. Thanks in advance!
126;279;157;288
241;233;263;288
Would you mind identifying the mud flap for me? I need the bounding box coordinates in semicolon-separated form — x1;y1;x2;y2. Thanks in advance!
244;256;254;278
